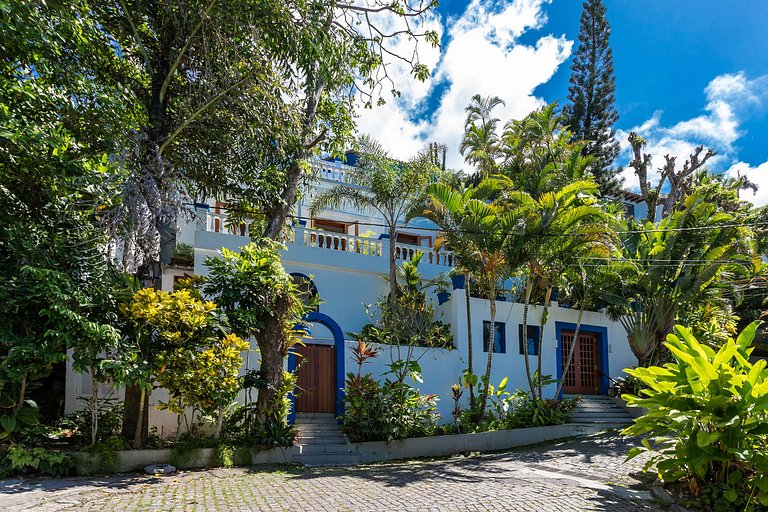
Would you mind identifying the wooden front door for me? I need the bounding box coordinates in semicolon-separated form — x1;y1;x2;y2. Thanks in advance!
561;331;600;395
295;344;336;413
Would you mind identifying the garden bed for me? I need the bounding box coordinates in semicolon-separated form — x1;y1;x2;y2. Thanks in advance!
67;423;614;473
70;445;298;474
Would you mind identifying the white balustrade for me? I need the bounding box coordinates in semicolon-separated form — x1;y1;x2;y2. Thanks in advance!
394;242;454;268
204;211;250;237
200;214;454;268
302;228;383;257
309;160;357;184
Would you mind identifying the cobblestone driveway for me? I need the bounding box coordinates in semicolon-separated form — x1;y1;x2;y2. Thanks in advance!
2;433;662;512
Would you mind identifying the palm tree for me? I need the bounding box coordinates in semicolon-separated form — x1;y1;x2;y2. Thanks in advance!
502;179;612;398
460;94;504;178
311;135;439;303
420;177;517;422
500;103;581;197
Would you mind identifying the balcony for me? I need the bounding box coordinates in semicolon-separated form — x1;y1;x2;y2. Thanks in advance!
194;211;454;274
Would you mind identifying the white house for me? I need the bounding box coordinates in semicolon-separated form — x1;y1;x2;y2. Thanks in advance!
64;155;644;434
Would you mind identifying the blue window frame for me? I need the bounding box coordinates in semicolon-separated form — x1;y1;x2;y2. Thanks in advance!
518;324;540;356
483;321;506;353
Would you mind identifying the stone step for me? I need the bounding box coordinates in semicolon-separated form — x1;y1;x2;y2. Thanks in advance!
295;413;337;421
571;406;632;413
571;411;632;418
569;422;633;429
296;431;346;438
571;414;632;423
295;444;356;454
297;437;347;446
294;453;362;466
296;423;343;429
571;408;629;414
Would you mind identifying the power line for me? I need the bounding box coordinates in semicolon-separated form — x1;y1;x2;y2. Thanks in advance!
186;202;768;239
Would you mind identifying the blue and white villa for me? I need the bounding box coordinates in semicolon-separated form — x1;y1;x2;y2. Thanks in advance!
65;155;646;435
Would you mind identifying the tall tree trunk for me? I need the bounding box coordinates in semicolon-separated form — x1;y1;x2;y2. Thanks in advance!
16;373;27;411
175;409;183;443
536;286;553;398
388;223;398;304
477;290;496;422
555;303;585;399
90;369;99;446
263;159;304;239
255;332;288;424
132;388;146;449
214;407;224;439
464;274;475;406
521;280;536;398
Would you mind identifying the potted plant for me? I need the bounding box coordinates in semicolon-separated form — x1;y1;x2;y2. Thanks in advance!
433;273;452;305
449;268;465;290
170;242;194;266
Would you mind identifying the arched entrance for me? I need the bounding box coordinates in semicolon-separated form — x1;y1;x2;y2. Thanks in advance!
287;312;345;423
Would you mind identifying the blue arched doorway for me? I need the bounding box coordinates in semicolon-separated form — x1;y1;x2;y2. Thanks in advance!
287;312;345;424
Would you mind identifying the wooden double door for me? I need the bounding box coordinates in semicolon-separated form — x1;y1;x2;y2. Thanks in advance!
561;331;600;395
295;343;336;413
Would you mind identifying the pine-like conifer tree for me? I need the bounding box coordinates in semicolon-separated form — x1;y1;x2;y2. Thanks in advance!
564;0;622;195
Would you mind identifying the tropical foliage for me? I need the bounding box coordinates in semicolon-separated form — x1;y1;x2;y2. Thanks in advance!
623;322;768;510
605;191;759;365
358;252;454;350
342;340;439;443
120;287;248;443
204;241;315;428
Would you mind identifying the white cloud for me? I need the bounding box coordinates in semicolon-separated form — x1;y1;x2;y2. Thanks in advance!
617;72;768;193
354;0;572;170
726;161;768;207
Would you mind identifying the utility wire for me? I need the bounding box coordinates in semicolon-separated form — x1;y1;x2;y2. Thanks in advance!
186;202;768;238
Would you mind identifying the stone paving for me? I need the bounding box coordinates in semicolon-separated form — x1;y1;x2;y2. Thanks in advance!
1;432;664;512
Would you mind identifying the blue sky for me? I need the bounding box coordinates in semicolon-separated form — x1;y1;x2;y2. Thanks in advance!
356;0;768;205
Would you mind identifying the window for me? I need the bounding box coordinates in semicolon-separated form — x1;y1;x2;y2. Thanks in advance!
483;321;506;353
518;325;540;356
623;202;636;219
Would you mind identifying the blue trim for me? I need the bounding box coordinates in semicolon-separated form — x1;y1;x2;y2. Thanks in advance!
287;312;346;424
555;322;610;399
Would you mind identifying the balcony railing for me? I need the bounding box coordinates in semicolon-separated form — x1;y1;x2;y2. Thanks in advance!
302;227;383;256
198;213;454;268
309;159;357;184
205;211;251;237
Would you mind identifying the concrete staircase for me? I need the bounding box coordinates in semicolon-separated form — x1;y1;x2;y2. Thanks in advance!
293;413;361;466
566;395;635;428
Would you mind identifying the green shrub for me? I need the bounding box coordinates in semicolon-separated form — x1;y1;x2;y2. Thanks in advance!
342;342;439;443
505;393;578;429
623;322;768;510
0;444;75;477
60;398;124;446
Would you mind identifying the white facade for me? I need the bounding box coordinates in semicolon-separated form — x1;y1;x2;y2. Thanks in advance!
64;157;641;432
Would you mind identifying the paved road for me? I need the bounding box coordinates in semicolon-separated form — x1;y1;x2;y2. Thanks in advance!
2;433;663;512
